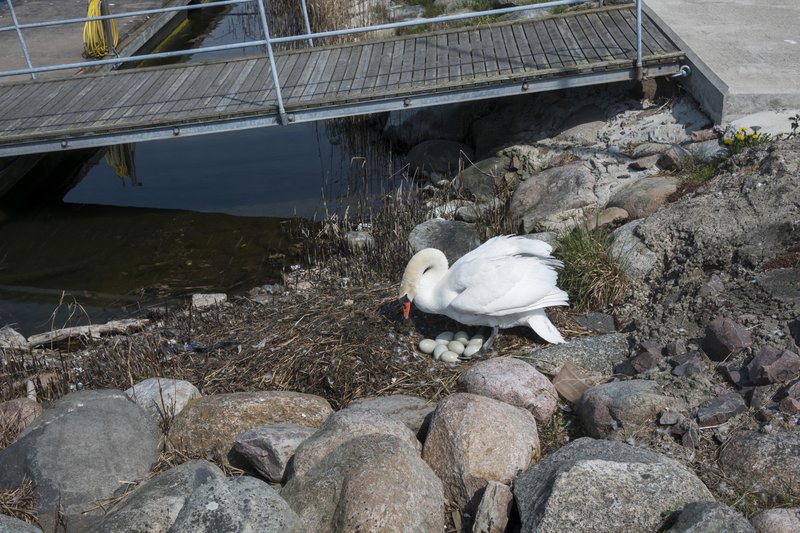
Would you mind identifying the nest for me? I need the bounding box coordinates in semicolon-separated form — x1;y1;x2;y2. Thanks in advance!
2;276;588;412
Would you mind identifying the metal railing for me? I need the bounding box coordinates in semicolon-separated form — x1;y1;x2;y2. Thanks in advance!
0;0;643;124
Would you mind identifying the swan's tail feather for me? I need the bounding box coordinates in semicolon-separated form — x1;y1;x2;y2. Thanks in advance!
527;309;566;344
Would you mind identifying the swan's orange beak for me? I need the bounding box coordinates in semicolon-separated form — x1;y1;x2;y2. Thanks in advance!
401;295;411;319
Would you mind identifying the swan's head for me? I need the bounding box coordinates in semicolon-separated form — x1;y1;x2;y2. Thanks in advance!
398;265;417;319
398;248;448;319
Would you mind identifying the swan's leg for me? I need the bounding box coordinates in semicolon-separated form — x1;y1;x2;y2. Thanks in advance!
482;326;500;351
460;326;499;360
464;326;499;359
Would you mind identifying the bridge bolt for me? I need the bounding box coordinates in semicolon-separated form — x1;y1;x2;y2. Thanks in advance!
173;127;181;136
60;140;68;148
403;98;411;107
522;81;529;91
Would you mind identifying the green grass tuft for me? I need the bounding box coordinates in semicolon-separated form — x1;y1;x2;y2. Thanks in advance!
555;223;629;311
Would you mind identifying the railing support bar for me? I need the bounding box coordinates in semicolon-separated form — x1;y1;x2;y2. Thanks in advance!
6;0;36;79
299;0;314;47
100;0;118;56
255;0;288;124
635;0;643;80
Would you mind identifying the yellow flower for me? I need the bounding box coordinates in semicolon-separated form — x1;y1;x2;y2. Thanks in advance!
749;133;758;138
739;126;748;131
735;133;745;141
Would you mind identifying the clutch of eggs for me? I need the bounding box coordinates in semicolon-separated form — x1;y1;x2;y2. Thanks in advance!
418;331;485;362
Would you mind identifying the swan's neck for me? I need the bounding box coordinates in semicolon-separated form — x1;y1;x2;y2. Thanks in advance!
406;249;449;312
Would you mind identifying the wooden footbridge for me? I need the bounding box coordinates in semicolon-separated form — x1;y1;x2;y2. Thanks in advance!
0;1;684;157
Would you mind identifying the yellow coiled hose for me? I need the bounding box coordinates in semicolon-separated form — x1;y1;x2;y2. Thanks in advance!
83;0;119;58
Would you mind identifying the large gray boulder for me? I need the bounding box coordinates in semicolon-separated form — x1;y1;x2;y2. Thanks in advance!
507;163;597;233
0;515;42;533
383;102;484;147
718;431;800;497
91;460;225;533
459;156;513;201
408;219;481;266
347;394;436;441
514;438;713;532
125;377;201;419
169;475;302;533
610;220;659;281
607;176;679;219
0;390;161;532
553;104;606;146
281;434;444;533
407;139;474;184
168;391;332;467
525;333;629;375
422;393;539;512
286;407;421;480
578;380;686;439
666;501;755;532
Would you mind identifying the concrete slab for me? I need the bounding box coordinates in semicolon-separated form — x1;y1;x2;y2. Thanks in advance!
0;0;178;82
645;0;800;125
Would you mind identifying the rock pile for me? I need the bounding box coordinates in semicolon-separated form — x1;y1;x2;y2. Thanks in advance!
3;76;800;533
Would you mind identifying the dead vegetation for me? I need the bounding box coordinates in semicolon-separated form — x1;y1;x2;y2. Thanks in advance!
2;279;582;411
0;476;39;528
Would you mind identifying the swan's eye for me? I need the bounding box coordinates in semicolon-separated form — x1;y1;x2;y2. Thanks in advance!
423;266;433;274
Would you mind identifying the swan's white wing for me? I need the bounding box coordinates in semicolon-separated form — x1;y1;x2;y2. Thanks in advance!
454;235;560;267
444;255;568;317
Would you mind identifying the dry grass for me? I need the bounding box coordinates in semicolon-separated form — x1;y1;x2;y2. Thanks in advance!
1;276;583;412
0;476;39;527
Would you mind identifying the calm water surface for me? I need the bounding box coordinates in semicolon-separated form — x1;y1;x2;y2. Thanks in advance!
0;4;395;335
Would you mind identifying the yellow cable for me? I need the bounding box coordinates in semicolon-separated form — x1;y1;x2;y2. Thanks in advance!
83;0;119;58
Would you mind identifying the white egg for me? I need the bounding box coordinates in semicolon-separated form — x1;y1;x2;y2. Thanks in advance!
469;334;485;344
447;341;465;355
418;339;437;354
433;345;448;360
436;331;455;343
440;351;460;363
463;344;482;359
454;331;470;343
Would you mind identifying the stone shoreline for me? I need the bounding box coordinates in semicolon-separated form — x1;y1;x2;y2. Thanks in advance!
2;80;800;532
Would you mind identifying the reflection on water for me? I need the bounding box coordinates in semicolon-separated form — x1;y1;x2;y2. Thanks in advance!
65;124;343;218
0;2;398;335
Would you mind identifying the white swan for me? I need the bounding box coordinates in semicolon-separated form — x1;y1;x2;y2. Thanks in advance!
399;235;569;344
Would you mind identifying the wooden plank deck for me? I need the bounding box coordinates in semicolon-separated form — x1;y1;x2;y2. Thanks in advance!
0;6;683;152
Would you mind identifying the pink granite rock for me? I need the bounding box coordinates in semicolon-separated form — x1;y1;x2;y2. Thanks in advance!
458;357;557;425
422;393;539;512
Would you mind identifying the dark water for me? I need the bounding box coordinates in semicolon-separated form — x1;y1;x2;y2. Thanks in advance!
0;4;394;336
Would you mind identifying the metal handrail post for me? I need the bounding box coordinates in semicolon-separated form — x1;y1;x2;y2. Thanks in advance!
635;0;643;80
255;0;289;124
6;0;36;79
100;0;118;56
299;0;313;47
